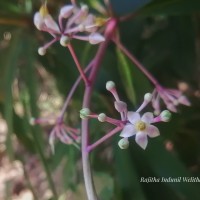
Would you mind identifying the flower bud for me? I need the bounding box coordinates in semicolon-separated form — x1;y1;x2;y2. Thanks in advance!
114;101;127;112
78;24;85;32
29;117;36;125
106;81;115;91
98;113;107;122
38;47;46;56
144;93;152;102
160;110;171;122
60;35;70;47
118;138;129;149
80;108;91;119
81;4;89;13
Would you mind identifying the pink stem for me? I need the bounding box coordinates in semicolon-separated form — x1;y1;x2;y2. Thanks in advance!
58;60;94;121
67;43;89;85
87;126;123;152
81;18;117;200
105;116;124;126
88;114;124;126
113;38;159;86
58;15;63;33
43;37;59;49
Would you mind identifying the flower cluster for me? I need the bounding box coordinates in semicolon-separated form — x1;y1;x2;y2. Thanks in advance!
80;81;172;150
106;81;171;150
34;3;106;55
30;117;80;153
152;85;190;114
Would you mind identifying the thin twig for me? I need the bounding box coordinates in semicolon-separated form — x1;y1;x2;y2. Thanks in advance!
68;43;90;86
87;126;122;152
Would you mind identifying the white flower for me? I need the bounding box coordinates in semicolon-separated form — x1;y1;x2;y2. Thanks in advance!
33;3;106;54
120;112;160;149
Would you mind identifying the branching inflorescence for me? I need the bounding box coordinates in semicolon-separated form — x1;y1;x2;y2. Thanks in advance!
80;81;172;151
32;1;191;200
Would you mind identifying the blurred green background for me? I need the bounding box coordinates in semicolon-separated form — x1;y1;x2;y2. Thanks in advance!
0;0;200;199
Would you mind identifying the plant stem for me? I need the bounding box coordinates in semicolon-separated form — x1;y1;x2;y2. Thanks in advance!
113;38;159;86
68;43;89;86
58;60;94;121
81;18;117;200
87;126;122;152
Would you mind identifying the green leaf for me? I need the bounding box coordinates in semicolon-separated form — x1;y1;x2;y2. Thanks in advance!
145;138;200;200
140;0;200;16
116;48;136;105
21;35;58;199
114;145;147;200
95;172;114;200
3;30;23;159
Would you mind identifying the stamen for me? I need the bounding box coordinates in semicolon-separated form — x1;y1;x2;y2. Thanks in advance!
135;121;146;131
39;3;49;18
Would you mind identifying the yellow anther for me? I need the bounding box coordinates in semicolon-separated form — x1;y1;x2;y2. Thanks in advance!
94;17;107;26
135;121;146;131
39;3;49;17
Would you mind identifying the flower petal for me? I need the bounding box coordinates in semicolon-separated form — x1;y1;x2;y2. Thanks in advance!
135;132;148;150
49;129;56;154
120;124;137;138
146;125;160;138
34;12;44;30
59;5;74;18
141;112;154;124
44;15;60;33
84;14;95;25
127;112;140;124
88;33;105;44
178;95;191;106
167;103;177;112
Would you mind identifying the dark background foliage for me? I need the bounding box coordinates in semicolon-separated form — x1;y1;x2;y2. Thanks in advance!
0;0;200;199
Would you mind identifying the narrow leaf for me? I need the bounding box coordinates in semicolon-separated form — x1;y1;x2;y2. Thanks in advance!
116;48;136;105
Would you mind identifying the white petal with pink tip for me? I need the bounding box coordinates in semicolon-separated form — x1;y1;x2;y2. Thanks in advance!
178;96;191;106
141;112;154;124
120;124;137;137
89;33;105;44
135;132;148;150
34;12;44;30
127;112;140;124
146;125;160;138
60;5;74;18
44;15;60;33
